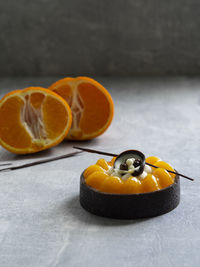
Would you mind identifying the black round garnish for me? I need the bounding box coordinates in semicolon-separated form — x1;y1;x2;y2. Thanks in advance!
114;150;145;177
120;163;128;171
133;159;141;168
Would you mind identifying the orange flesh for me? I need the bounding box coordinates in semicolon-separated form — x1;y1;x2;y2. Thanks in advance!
78;83;110;134
49;77;114;140
30;93;45;109
0;87;72;154
53;85;72;104
43;95;69;139
0;96;32;149
84;156;176;194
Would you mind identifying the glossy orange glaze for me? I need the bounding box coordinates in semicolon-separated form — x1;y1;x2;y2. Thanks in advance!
84;156;176;194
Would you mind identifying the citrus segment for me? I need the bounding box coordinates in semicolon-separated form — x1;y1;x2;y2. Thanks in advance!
42;95;70;140
84;164;104;177
141;174;160;193
123;177;142;194
146;156;161;165
0;95;32;149
77;82;111;134
49;77;114;140
86;171;109;190
53;84;72;105
153;161;176;179
0;87;72;154
30;92;45;109
108;157;117;166
96;159;109;170
84;156;176;194
153;168;174;188
100;176;123;194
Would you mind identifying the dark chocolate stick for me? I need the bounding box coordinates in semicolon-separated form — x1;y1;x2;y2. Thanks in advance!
73;146;194;181
0;163;12;166
0;151;82;172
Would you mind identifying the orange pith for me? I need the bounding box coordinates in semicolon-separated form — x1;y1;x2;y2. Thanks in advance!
84;156;176;194
0;87;72;154
48;77;114;140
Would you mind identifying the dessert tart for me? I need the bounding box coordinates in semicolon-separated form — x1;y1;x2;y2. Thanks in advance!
80;150;180;219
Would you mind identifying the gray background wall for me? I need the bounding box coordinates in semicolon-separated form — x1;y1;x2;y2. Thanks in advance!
0;0;200;76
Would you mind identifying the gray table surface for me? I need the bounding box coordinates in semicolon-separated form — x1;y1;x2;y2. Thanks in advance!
0;77;199;267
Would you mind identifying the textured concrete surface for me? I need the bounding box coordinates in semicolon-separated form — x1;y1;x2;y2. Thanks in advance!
0;77;199;267
1;1;200;76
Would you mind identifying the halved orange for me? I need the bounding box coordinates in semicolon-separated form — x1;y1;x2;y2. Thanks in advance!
49;77;114;140
0;87;72;154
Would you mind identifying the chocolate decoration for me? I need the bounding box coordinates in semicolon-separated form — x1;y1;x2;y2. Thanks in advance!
133;159;141;167
0;151;81;172
114;150;145;177
80;172;180;219
73;146;194;181
120;163;128;171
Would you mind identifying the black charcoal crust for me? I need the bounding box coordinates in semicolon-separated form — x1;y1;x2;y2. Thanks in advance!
80;172;180;219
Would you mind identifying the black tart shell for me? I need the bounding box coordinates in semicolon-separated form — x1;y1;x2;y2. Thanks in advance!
80;171;180;219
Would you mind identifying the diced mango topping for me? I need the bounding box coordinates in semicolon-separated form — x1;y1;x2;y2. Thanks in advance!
84;156;176;194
